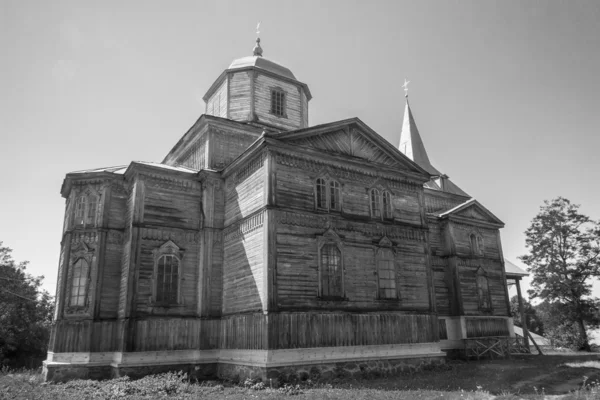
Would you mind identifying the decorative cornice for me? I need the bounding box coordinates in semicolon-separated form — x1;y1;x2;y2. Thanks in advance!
276;211;426;242
223;210;266;242
143;175;201;193
274;151;420;192
70;231;100;245
141;228;201;244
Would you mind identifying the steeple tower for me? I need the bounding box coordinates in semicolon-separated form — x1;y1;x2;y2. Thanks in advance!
398;87;441;176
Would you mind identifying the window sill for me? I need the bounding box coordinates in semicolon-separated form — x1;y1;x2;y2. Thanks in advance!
269;112;288;119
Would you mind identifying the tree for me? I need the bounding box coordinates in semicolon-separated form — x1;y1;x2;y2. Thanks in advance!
509;295;544;336
520;197;600;351
0;242;54;368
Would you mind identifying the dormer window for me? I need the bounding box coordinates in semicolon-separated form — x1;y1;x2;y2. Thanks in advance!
316;178;341;211
370;189;393;220
270;88;286;117
74;193;98;228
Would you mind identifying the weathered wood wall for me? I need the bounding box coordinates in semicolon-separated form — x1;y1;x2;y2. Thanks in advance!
224;154;265;226
254;73;303;130
228;72;251;121
465;317;510;338
274;155;424;226
275;216;430;311
206;79;228;118
457;258;507;316
222;216;265;314
208;127;259;170
49;313;438;353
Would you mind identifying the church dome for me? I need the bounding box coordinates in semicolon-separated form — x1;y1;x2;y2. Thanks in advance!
228;56;296;80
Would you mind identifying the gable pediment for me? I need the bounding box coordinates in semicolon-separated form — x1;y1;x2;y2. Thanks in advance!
439;199;504;227
272;119;430;176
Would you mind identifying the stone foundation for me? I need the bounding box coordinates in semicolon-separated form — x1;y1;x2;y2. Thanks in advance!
43;343;446;383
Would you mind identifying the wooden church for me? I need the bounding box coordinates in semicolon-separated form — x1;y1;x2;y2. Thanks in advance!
43;36;514;382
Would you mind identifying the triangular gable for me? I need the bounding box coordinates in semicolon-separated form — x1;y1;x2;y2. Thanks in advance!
271;118;431;177
438;199;504;226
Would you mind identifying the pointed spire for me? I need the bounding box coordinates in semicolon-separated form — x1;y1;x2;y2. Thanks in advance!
253;22;263;57
398;96;441;176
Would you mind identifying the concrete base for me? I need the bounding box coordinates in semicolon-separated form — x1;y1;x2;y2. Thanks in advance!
43;342;446;383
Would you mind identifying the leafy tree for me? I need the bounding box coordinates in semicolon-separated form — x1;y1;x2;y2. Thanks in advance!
509;295;544;335
0;242;54;367
520;197;600;351
533;300;600;349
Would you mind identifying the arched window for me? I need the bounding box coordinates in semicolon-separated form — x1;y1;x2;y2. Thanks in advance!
69;258;89;307
316;178;327;209
377;248;396;299
370;189;381;218
320;244;343;298
477;268;492;311
74;194;98;227
315;178;342;212
155;254;180;304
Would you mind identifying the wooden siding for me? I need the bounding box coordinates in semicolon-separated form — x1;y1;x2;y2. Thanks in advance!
276;217;430;312
208;127;259;170
206;79;227;118
177;135;207;170
424;191;467;214
268;313;438;349
301;90;308;127
254;73;302;130
458;258;508;316
98;239;123;318
228;71;251;121
431;255;451;316
107;187;128;229
466;317;510;338
438;318;448;340
49;320;123;353
274;160;423;225
142;183;202;230
222;217;265;314
451;222;501;259
224;155;265;226
135;235;200;316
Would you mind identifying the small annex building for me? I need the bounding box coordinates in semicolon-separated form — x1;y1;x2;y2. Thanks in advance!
44;37;514;382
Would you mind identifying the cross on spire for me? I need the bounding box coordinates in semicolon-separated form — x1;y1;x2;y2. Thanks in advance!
253;21;263;57
402;78;410;97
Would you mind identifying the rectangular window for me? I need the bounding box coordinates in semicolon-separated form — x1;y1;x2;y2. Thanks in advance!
316;179;327;209
156;254;179;304
370;189;381;218
86;197;97;226
377;249;396;299
329;181;341;211
271;90;285;117
321;244;342;298
382;191;392;219
70;259;89;307
75;197;86;225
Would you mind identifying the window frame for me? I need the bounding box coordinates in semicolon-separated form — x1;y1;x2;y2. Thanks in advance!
476;267;492;312
73;188;99;228
317;230;345;300
369;188;393;220
69;257;90;308
151;241;184;306
314;178;342;212
270;87;287;118
376;246;398;300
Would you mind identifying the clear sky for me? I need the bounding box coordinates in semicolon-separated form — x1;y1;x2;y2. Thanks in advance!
2;0;600;299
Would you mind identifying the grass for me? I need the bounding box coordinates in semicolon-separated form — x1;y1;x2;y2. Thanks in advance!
3;355;600;399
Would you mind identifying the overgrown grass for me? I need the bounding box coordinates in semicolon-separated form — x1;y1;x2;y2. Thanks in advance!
3;356;600;399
